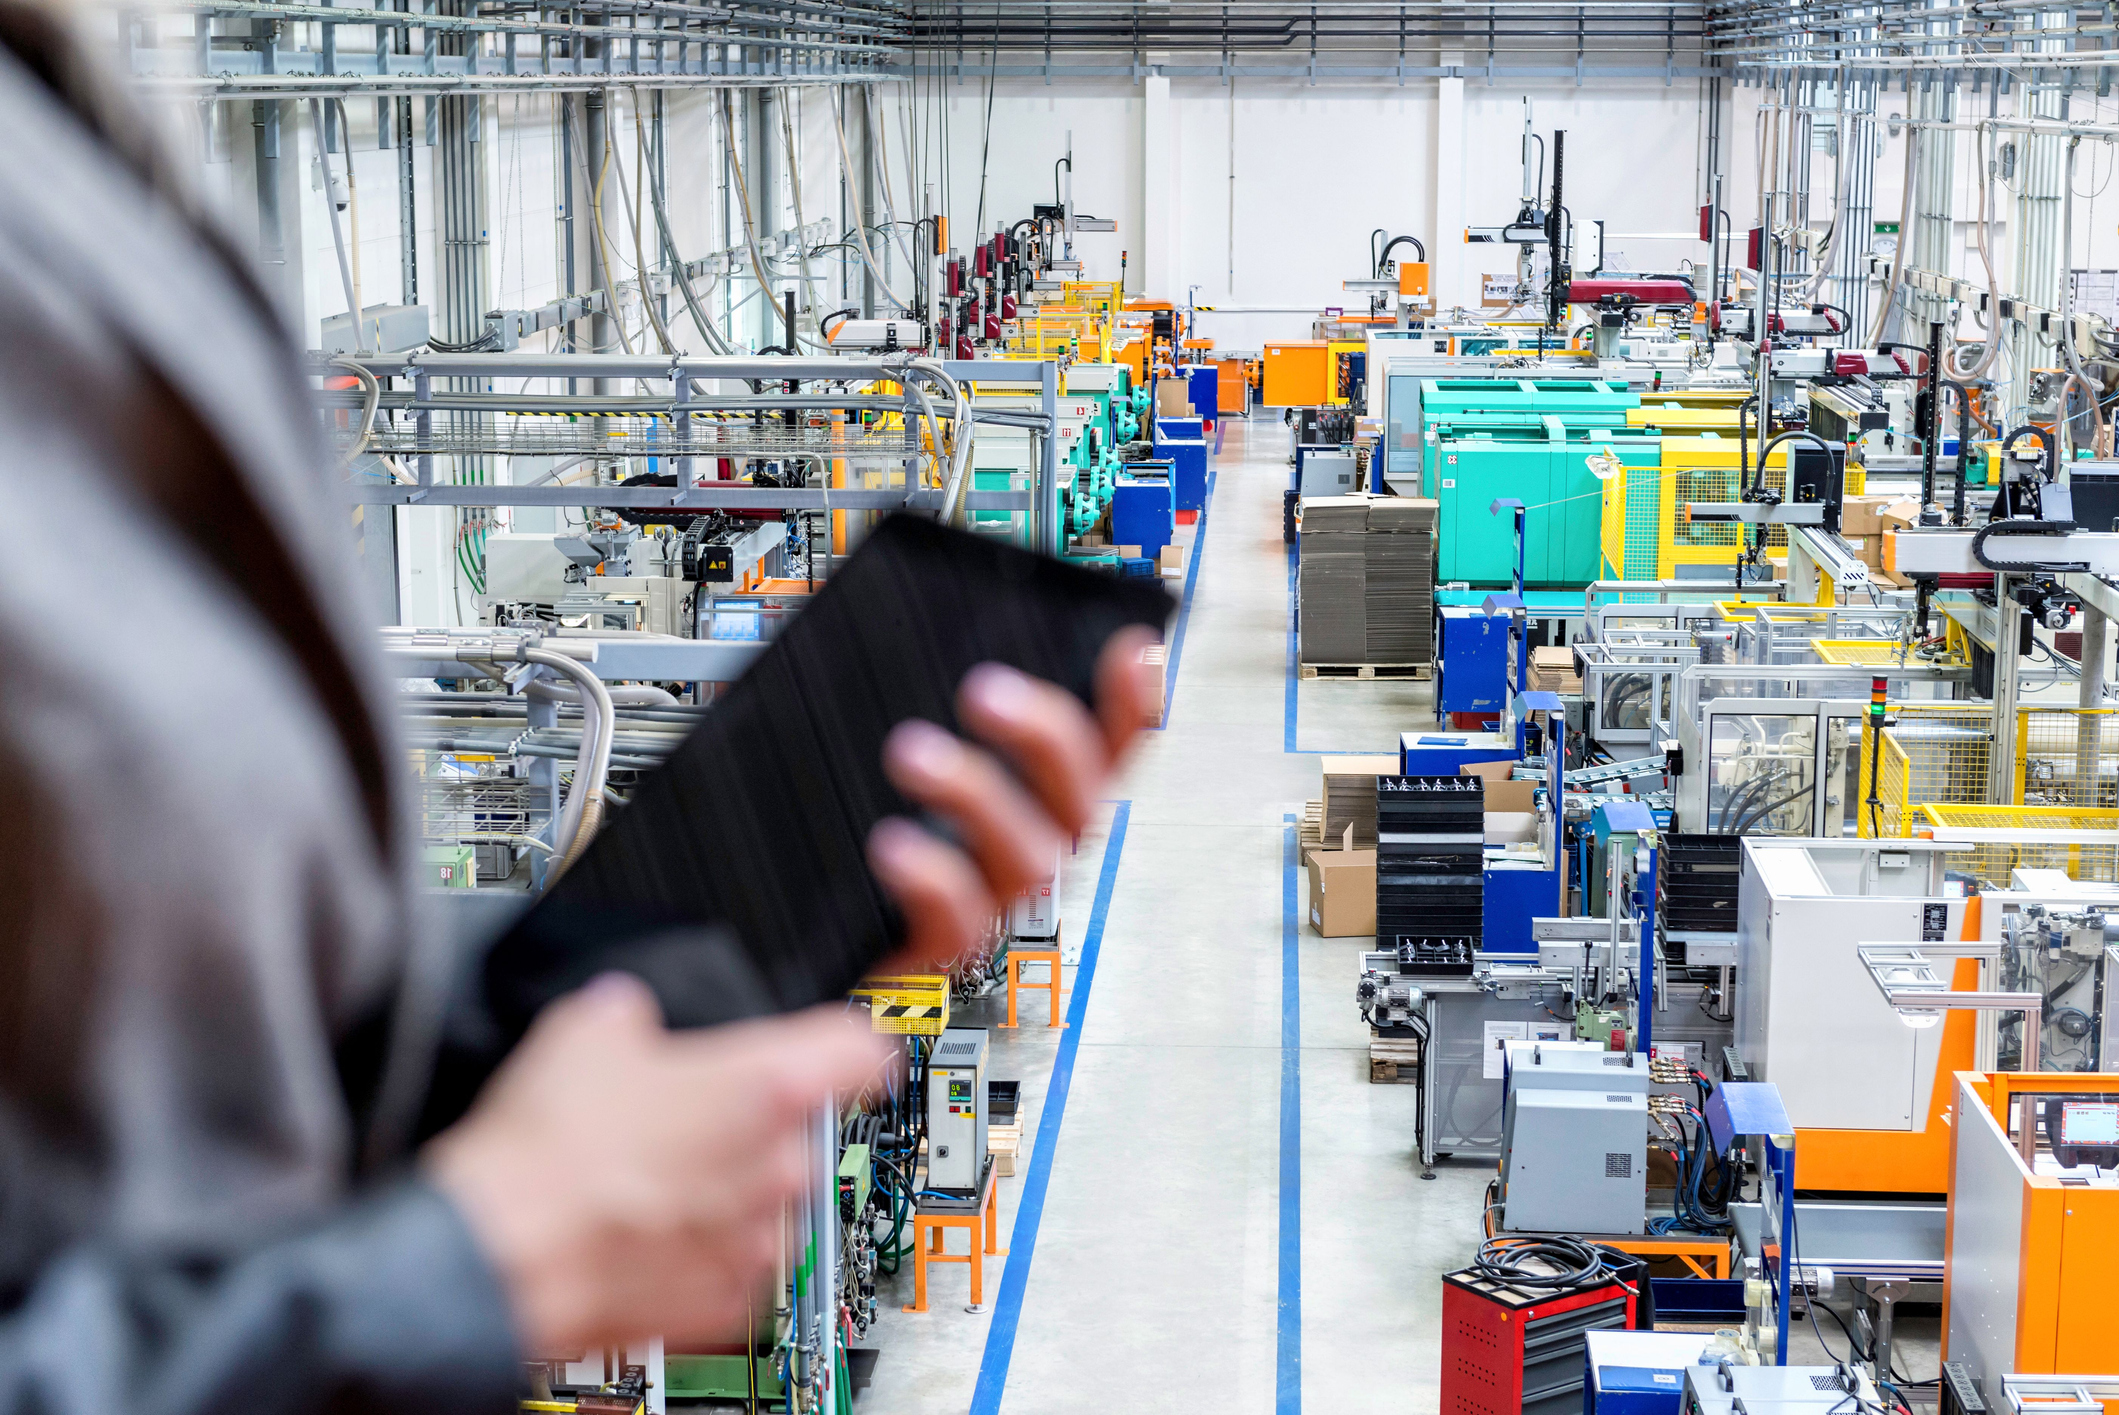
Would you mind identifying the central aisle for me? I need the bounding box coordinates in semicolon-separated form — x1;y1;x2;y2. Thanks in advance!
865;418;1488;1415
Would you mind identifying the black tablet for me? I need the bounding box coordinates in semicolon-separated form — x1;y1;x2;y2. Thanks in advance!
481;514;1174;1031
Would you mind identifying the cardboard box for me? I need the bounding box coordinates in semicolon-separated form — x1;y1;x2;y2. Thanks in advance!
1116;544;1143;560
1878;500;1920;530
1460;761;1538;815
1138;642;1167;725
1840;494;1898;536
1528;645;1582;694
1484;812;1541;845
1159;543;1187;572
1155;378;1194;417
1306;827;1377;937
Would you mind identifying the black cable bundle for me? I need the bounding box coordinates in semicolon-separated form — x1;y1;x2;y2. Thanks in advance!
481;514;1174;1035
1472;1234;1611;1290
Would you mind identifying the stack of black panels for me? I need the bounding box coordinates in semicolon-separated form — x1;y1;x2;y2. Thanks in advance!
1376;774;1484;953
1658;833;1741;960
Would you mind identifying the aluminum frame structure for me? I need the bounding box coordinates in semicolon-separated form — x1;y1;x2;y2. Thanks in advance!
905;0;1712;83
132;0;909;98
325;352;1063;552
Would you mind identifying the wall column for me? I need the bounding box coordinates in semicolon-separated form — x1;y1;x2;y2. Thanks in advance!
1435;52;1467;309
1142;64;1175;297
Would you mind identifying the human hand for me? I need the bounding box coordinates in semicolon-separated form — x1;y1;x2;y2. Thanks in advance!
866;626;1159;973
424;974;889;1354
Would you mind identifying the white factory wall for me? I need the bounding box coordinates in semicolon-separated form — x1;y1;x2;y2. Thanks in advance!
183;76;1724;368
906;74;1716;348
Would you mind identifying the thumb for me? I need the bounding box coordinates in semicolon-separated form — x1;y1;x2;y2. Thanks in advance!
558;971;667;1033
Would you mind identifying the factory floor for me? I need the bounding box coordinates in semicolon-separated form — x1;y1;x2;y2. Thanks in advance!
850;420;1943;1415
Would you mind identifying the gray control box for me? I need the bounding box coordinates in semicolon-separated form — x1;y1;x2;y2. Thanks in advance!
926;1029;990;1193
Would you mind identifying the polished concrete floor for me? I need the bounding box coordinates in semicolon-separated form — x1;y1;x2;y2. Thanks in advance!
854;419;1943;1415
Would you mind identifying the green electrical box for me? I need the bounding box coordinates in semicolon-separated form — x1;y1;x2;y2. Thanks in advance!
837;1143;871;1223
664;1353;785;1402
422;843;476;889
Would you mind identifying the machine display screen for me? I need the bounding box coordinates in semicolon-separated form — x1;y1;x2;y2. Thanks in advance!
2060;1102;2119;1148
948;1079;973;1104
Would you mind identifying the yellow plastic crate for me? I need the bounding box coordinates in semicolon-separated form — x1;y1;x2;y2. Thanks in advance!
1811;637;1969;669
849;974;951;1035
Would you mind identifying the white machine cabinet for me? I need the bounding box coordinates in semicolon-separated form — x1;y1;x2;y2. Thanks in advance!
1735;839;1969;1132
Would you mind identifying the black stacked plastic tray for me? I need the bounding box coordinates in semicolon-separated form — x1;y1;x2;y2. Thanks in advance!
1376;775;1484;963
1658;833;1741;962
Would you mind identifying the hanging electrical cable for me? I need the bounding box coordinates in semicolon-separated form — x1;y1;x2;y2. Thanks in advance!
1868;124;1921;346
636;101;737;357
2057;135;2114;456
830;90;911;311
620;94;677;356
720;91;791;351
580;103;638;357
1947;121;2007;383
778;88;829;344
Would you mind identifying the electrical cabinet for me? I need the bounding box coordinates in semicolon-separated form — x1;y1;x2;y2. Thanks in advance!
1437;608;1512;714
1263;341;1331;407
926;1029;990;1193
1154;417;1209;512
1110;473;1174;558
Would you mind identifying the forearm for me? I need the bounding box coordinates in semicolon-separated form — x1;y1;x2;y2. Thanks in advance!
0;1181;520;1415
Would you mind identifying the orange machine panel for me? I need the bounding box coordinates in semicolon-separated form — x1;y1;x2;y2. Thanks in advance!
1797;895;1989;1195
1262;340;1331;407
1398;262;1431;298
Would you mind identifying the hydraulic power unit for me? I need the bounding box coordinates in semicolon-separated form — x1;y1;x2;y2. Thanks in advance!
925;1029;990;1193
1441;1261;1637;1415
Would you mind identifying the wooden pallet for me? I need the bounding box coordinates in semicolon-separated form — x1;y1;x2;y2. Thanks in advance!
1369;1035;1422;1084
991;1122;1025;1177
1300;662;1433;681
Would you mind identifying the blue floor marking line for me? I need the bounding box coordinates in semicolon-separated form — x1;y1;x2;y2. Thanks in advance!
968;800;1132;1415
1278;813;1302;1415
1284;539;1384;758
1154;467;1216;730
1283;541;1300;753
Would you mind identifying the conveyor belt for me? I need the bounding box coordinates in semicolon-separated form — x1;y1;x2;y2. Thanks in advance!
1731;1200;1947;1283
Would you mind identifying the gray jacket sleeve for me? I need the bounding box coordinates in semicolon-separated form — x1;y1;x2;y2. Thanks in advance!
0;1181;520;1415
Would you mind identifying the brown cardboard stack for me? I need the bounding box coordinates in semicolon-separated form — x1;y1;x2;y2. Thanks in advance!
1297;495;1436;666
1321;754;1399;848
1364;498;1438;664
1297;498;1370;663
1527;646;1583;696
